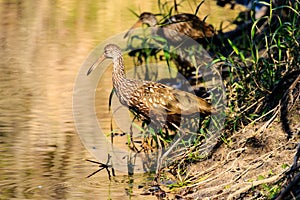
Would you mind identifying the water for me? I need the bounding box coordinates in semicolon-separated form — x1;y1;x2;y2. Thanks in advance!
0;0;242;199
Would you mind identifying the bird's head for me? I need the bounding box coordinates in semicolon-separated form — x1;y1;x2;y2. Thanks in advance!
102;44;122;59
139;12;158;27
87;44;122;76
124;12;158;38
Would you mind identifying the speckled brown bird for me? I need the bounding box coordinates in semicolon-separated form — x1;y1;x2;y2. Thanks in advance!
124;12;215;43
87;44;213;128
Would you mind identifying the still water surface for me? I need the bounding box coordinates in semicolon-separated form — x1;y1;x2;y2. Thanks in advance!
0;0;242;199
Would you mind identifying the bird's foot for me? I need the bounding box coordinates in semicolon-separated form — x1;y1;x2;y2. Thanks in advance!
85;158;115;179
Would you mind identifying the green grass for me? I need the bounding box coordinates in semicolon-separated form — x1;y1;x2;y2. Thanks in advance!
225;0;299;132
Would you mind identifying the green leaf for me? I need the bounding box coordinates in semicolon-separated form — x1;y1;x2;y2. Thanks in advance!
257;175;265;180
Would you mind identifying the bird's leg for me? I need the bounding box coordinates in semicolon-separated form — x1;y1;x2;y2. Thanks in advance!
129;115;140;152
86;154;115;179
155;130;163;175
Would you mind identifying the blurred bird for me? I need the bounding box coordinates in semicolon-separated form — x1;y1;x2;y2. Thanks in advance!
124;12;215;44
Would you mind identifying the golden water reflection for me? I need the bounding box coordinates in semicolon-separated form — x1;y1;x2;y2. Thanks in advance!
0;0;243;199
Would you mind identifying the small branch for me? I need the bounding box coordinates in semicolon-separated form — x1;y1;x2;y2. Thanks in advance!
227;173;283;200
275;142;300;200
275;173;300;200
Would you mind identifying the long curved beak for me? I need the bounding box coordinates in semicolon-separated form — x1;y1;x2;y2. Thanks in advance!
124;20;143;38
87;54;106;76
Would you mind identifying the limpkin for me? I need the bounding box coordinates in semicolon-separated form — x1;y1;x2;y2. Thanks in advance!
124;12;215;44
87;44;213;130
124;12;216;83
87;44;214;173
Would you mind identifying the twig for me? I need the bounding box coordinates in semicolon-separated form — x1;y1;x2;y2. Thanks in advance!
275;142;300;200
227;173;283;200
226;147;246;160
275;173;300;200
187;158;239;188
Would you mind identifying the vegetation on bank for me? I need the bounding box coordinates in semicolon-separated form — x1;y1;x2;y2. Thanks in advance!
117;0;299;199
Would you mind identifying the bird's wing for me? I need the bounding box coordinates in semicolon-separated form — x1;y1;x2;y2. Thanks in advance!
161;14;215;39
128;82;212;117
171;89;212;115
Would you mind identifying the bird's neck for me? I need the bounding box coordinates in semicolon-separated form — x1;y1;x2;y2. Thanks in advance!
112;55;126;91
150;20;158;27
